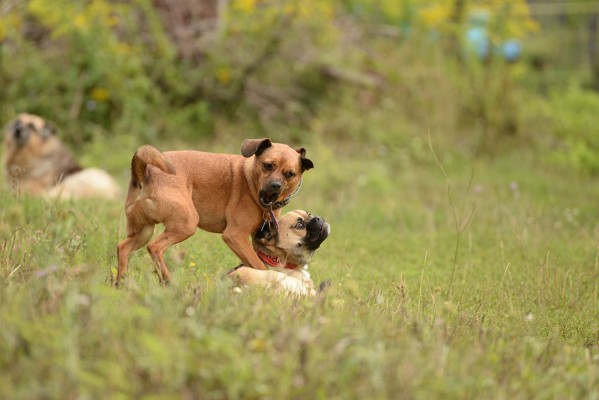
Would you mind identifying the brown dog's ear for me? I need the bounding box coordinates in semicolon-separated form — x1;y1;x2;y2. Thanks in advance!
296;148;314;171
241;138;272;158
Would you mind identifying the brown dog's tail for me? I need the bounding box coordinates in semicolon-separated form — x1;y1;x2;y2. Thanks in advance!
131;145;176;188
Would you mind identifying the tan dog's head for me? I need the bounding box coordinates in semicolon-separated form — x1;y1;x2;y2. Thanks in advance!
4;113;56;153
241;138;313;209
253;210;330;266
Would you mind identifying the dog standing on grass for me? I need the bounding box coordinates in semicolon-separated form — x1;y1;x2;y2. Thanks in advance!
227;210;330;296
3;113;120;200
116;138;313;285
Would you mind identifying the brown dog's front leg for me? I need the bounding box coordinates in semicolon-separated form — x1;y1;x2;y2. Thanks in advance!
222;230;268;270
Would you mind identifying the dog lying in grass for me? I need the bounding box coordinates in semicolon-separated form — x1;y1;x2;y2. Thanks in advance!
3;113;120;199
226;210;330;296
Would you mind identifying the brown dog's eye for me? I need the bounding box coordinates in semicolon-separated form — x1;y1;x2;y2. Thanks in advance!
294;221;305;229
284;171;295;179
263;162;274;171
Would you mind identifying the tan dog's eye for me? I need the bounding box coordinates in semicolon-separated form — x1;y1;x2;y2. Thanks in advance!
284;171;296;179
293;220;305;229
263;162;274;171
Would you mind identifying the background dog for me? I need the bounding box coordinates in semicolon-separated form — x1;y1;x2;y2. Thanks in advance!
227;210;330;296
116;139;313;285
3;113;120;199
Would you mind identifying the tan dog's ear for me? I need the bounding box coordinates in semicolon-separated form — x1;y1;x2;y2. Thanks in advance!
296;148;314;171
241;138;272;158
41;121;56;140
254;223;277;244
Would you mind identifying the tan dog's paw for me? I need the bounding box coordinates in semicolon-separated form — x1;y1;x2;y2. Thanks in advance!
228;266;316;296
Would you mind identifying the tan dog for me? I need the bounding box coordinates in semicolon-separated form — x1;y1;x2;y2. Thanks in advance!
116;139;313;285
3;113;120;199
227;210;330;296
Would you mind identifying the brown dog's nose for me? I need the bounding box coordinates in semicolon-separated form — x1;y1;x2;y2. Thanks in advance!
269;181;282;191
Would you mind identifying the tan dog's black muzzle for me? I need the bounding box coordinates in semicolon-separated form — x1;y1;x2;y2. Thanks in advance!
304;216;330;251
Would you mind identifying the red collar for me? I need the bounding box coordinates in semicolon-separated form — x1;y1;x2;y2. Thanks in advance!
256;250;298;270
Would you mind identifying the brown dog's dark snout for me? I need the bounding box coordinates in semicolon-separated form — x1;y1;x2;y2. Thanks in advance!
268;180;282;192
259;180;284;207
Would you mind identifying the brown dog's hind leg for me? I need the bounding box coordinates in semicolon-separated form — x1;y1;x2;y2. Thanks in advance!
146;219;198;284
116;225;155;286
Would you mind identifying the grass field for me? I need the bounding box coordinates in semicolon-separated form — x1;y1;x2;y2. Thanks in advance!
0;134;598;399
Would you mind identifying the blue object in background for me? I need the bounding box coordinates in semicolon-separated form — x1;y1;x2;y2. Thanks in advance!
464;11;523;62
466;27;490;59
501;39;522;62
465;11;491;60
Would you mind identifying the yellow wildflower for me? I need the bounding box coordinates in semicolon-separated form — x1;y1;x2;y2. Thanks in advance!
74;14;87;29
233;0;256;13
91;88;110;102
216;67;231;85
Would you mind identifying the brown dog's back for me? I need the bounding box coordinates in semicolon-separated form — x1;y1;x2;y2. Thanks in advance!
127;147;249;234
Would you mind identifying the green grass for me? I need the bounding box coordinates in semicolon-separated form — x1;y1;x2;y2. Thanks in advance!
0;137;598;399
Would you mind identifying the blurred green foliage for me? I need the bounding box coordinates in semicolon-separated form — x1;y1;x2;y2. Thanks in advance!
551;86;599;174
0;0;598;172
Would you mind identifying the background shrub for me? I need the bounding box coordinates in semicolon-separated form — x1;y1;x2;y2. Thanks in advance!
0;0;598;171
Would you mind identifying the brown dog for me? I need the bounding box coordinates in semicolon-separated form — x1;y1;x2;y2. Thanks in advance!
3;113;120;199
227;210;330;296
116;139;313;285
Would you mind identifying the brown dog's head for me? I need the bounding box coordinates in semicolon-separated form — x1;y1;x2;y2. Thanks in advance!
253;210;330;266
4;113;56;151
241;138;313;209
